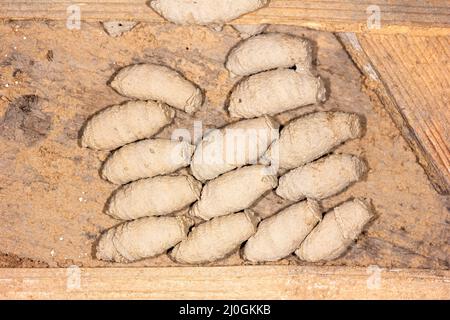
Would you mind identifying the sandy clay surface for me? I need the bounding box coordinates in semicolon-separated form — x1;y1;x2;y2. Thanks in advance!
0;21;448;268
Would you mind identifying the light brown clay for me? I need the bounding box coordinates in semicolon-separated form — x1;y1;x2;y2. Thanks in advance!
96;215;194;263
102;138;195;185
150;0;269;26
190;165;278;220
110;64;203;114
276;154;367;201
170;210;259;264
232;24;268;39
190;116;279;181
243;200;321;262
295;199;374;262
81;100;174;151
102;21;138;37
107;175;203;220
264;112;363;170
226;32;313;77
228;69;326;118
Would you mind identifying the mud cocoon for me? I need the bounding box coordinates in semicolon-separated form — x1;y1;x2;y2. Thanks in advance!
228;69;326;119
170;210;259;264
295;199;373;262
81;100;174;151
102;139;195;185
276;154;367;201
96;216;194;263
264;112;363;170
107;175;203;220
110;64;203;114
226;33;313;77
190;165;278;220
150;0;269;26
190;116;279;181
243;200;321;262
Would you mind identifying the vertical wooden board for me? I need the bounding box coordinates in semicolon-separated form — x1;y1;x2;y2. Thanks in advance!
340;33;450;194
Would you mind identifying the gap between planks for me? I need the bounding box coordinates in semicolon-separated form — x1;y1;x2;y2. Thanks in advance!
0;266;449;299
0;0;449;36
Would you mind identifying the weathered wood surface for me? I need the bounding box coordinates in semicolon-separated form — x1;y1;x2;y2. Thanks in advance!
0;266;449;299
0;0;449;36
339;33;450;195
0;22;448;270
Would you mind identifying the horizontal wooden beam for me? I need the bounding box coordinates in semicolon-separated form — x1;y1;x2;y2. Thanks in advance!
0;0;449;36
0;266;449;299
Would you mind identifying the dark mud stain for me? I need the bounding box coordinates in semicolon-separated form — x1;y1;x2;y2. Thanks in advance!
46;50;54;62
0;95;52;146
60;114;86;142
0;252;49;268
82;231;98;241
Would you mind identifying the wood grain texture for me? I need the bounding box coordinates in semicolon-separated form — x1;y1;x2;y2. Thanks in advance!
0;266;449;299
339;33;450;194
0;0;449;36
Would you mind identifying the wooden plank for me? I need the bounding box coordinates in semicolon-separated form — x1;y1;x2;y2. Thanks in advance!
0;0;449;36
339;33;450;194
0;266;449;299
